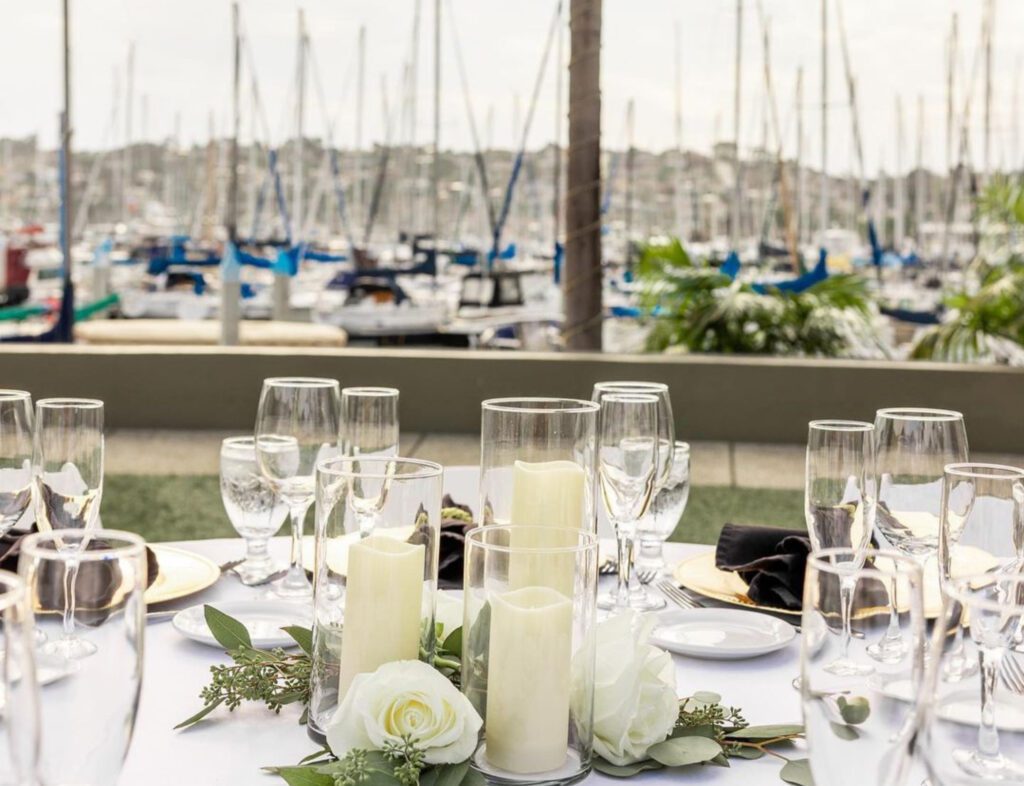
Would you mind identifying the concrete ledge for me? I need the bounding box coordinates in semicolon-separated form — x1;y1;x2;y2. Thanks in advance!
2;346;1023;452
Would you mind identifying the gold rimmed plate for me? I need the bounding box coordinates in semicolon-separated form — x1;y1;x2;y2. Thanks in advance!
673;552;802;618
146;545;221;605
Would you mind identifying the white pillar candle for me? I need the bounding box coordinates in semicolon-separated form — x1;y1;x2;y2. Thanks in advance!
509;460;586;593
338;535;425;698
485;585;573;774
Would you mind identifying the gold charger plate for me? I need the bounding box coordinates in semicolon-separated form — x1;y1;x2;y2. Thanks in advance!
146;545;221;605
673;552;801;618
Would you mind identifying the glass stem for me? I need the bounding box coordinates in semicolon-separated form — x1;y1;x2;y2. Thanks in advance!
839;574;856;662
616;528;634;605
246;536;270;566
62;556;80;641
883;573;902;642
977;646;1003;760
285;504;309;586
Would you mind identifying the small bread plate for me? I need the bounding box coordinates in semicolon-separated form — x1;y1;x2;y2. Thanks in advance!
650;608;796;660
172;600;313;649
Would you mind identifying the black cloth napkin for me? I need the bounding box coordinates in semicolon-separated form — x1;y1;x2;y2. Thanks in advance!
714;523;811;611
406;494;474;590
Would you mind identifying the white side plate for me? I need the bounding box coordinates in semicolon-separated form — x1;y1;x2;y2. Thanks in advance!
172;601;312;649
650;608;797;660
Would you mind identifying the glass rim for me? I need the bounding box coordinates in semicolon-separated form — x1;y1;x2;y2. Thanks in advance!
593;381;669;394
674;440;690;453
944;462;1024;481
20;530;147;562
0;389;31;403
262;377;340;389
0;569;26;611
36;397;104;410
808;419;874;432
481;397;600;415
316;456;442;481
806;547;924;582
465;525;599;555
875;407;964;423
601;392;660;404
342;386;400;398
946;574;1024;614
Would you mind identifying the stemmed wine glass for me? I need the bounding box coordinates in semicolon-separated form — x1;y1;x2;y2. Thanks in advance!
937;463;1024;681
220;437;289;585
872;407;968;662
0;390;33;536
638;441;690;576
32;397;104;659
597;393;658;611
255;377;340;599
593;381;674;609
341;387;400;458
805;420;875;676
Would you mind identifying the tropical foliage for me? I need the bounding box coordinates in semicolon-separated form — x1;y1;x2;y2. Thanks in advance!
636;240;887;359
910;178;1024;365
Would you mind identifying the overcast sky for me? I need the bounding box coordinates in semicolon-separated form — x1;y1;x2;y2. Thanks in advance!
5;0;1021;175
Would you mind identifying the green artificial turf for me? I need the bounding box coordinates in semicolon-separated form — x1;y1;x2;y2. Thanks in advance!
101;475;805;545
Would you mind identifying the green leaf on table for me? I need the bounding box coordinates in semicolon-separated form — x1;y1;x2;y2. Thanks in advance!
204;605;252;651
728;746;765;760
648;736;723;767
459;766;486;786
837;695;871;725
283;625;314;656
780;758;815;785
266;766;334;786
829;722;859;741
433;761;469;786
173;698;224;730
670;723;717;740
691;691;722;705
442;626;463;657
297;747;333;765
727;724;804;740
592;758;665;777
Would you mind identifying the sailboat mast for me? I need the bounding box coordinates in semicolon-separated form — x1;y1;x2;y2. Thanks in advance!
432;0;442;243
123;41;134;225
59;0;74;342
624;99;635;268
294;9;306;240
222;1;242;346
730;0;743;250
796;66;805;245
355;26;366;233
553;7;564;251
819;0;828;238
673;20;684;238
915;94;925;248
894;96;905;250
983;0;994;180
408;0;422;234
946;14;957;174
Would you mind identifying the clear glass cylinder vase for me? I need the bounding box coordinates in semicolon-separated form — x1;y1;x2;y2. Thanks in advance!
463;525;599;786
307;457;443;742
0;570;38;785
479;398;599;533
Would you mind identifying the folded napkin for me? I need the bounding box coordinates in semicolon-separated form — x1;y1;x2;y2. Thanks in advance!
715;523;810;611
0;526;159;623
407;494;474;590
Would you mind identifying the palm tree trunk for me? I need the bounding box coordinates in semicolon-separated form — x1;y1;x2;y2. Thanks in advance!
563;0;603;351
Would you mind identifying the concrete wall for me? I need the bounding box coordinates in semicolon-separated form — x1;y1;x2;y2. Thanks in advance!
1;345;1022;451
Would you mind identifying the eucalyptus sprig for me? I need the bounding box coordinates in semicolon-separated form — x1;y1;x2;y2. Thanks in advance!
175;605;314;729
594;691;810;785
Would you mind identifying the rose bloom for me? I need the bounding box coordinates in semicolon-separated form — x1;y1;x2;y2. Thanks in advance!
326;660;482;765
584;611;678;766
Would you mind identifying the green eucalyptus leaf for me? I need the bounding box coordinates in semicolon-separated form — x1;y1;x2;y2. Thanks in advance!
433;761;470;786
728;746;765;760
727;724;804;740
592;758;665;777
442;627;463;657
830;722;860;741
283;625;314;656
648;736;723;767
420;768;440;786
459;767;486;786
709;752;731;767
173;698;224;730
268;766;334;786
780;758;815;786
837;696;871;725
670;723;717;739
204;605;253;651
691;691;722;705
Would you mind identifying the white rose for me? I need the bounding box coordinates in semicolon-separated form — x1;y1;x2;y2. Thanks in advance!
435;591;464;642
585;610;678;766
326;660;482;765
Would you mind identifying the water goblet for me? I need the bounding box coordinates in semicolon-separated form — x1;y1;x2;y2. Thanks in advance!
340;387;400;458
637;441;690;576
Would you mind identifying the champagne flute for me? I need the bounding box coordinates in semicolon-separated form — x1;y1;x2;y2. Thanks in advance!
0;390;33;536
220;437;289;584
255;377;340;599
923;574;1024;782
805;420;875;676
872;407;968;662
340;387;400;458
33;397;104;659
801;548;925;786
593;381;674;609
597;393;658;611
937;463;1024;681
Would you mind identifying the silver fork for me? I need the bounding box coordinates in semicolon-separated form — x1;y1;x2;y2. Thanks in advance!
600;560;658;585
657;579;702;610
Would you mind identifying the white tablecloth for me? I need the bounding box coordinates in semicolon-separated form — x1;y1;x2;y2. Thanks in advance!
118;468;807;785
